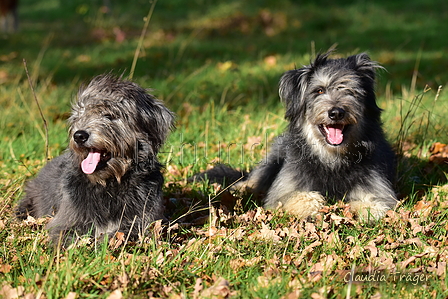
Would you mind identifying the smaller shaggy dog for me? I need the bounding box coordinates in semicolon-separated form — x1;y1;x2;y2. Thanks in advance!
236;52;397;220
17;75;175;244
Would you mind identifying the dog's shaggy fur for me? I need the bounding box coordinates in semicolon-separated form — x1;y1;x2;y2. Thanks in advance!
236;52;397;220
17;74;175;243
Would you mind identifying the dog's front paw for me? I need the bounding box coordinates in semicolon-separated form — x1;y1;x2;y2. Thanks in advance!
349;200;393;222
265;191;326;219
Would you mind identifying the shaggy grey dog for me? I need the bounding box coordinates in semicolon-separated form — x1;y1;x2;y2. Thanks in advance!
17;74;175;244
236;52;397;220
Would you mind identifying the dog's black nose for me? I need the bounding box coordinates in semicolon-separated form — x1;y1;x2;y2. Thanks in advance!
328;107;345;121
73;130;89;144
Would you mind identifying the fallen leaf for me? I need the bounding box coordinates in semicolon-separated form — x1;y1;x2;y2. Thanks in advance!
413;200;434;218
200;277;231;298
402;237;423;247
65;292;77;299
400;252;428;269
0;284;24;299
257;222;282;243
295;241;322;266
192;278;203;299
244;136;262;150
106;290;123;299
435;262;446;276
0;264;12;273
256;275;270;288
109;232;125;249
364;244;378;259
264;55;277;67
429;142;447;155
310;292;325;299
348;244;363;260
428;142;448;165
281;290;301;299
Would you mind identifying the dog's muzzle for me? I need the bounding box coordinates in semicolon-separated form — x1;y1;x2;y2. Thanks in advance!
72;130;111;174
317;107;348;146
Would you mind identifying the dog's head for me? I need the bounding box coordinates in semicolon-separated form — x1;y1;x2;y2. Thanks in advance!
279;52;383;151
68;74;175;184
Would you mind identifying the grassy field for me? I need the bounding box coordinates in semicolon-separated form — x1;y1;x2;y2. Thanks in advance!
1;0;448;298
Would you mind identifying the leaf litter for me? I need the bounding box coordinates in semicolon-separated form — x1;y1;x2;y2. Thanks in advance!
2;146;448;298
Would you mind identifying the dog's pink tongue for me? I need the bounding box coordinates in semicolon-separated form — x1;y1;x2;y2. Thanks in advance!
326;125;344;145
81;150;101;174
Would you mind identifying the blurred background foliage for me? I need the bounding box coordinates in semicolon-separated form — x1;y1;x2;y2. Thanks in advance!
1;0;447;179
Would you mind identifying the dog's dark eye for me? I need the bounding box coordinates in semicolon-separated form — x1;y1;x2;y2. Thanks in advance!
316;88;325;95
104;114;115;120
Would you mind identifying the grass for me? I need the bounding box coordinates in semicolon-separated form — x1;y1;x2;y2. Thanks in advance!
1;0;448;298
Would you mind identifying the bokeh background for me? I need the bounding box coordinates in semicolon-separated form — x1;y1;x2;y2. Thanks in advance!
1;0;447;181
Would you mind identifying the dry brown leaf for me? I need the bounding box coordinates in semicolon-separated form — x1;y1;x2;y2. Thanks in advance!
402;237;423;247
434;262;446;276
192;278;203;299
295;241;322;266
429;142;447;154
156;251;165;266
228;227;245;241
384;209;400;223
0;264;12;273
244;136;262;150
65;292;77;299
166;164;182;177
321;254;337;272
428;142;448;165
258;222;282;243
348;244;364;260
304;222;319;239
116;272;129;289
345;235;355;244
342;205;354;218
308;269;323;282
229;258;245;270
281;290;302;299
310;292;325;299
253;207;269;222
229;256;262;270
200;277;231;299
400;252;428;269
106;290;123;299
376;252;396;272
109;232;125;249
168;293;183;299
413;200;434;218
329;214;353;226
0;284;24;299
364;244;378;259
256;275;270;289
325;231;341;249
264;55;277;67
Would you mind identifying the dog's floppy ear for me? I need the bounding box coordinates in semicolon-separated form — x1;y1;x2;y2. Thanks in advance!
346;53;384;122
279;68;311;121
347;53;383;82
138;95;175;152
279;52;333;122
